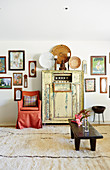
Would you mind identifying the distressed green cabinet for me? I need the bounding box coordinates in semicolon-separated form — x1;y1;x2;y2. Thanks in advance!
42;70;84;123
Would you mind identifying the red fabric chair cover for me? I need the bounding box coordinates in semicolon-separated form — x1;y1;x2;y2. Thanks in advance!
16;91;42;129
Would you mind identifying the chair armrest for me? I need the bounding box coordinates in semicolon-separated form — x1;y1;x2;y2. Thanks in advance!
38;100;41;111
18;100;23;112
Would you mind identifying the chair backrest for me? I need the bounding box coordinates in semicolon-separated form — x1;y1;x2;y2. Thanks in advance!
22;91;40;100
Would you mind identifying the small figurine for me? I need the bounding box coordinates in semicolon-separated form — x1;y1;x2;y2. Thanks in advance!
59;60;66;70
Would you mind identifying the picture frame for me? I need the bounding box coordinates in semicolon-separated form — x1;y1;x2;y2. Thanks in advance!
109;86;110;98
56;64;60;70
91;56;106;75
29;61;36;77
100;77;107;93
109;52;110;64
0;56;6;74
85;78;96;92
24;74;28;88
14;88;22;101
0;77;12;89
8;50;25;71
82;60;87;74
13;73;23;86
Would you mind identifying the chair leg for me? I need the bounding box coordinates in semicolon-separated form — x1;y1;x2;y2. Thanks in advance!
102;113;104;122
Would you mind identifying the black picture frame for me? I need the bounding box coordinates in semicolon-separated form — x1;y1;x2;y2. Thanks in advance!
8;50;25;71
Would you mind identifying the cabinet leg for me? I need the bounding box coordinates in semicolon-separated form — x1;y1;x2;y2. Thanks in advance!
90;138;96;151
75;138;80;151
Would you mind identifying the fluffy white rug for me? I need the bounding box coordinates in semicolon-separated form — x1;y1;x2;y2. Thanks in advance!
0;125;109;170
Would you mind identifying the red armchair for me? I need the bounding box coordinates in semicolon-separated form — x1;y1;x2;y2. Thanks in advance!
16;91;42;129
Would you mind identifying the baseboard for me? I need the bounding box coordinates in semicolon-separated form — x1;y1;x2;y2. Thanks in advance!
0;124;16;127
0;123;109;128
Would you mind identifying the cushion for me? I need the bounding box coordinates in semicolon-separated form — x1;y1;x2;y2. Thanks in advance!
23;95;37;107
20;107;39;111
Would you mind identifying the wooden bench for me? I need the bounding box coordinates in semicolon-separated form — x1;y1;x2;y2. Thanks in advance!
68;119;103;151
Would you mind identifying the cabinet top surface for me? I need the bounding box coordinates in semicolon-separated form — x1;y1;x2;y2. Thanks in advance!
42;70;83;73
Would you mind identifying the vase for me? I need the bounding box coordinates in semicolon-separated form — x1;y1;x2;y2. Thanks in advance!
82;118;85;127
84;118;89;132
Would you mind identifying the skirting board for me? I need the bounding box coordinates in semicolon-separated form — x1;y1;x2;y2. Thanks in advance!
0;122;110;127
0;123;16;127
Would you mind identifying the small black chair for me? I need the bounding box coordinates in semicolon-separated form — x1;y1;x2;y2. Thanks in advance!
92;106;106;124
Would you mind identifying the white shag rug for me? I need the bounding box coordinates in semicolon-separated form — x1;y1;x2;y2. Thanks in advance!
0;125;110;170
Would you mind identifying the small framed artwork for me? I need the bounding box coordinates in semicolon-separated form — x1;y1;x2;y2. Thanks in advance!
8;50;25;71
109;86;110;98
109;52;110;64
24;74;28;88
29;61;36;77
56;64;60;70
14;88;22;101
13;73;23;86
0;56;6;74
82;60;87;74
85;78;96;92
100;77;107;93
91;56;106;75
0;77;12;89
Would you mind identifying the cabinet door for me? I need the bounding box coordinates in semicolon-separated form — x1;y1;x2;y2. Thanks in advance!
54;92;72;118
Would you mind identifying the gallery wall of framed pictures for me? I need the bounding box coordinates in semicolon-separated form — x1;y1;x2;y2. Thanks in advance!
0;50;37;101
0;48;110;101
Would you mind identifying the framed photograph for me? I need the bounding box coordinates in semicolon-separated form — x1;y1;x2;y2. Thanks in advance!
56;64;60;70
100;77;107;93
24;74;28;88
85;78;96;92
13;73;23;86
0;56;6;74
82;60;87;74
109;86;110;98
109;52;110;64
14;88;22;101
8;50;25;70
91;56;106;75
0;77;12;89
29;61;36;77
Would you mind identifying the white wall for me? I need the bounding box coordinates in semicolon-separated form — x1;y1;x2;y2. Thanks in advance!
0;41;110;125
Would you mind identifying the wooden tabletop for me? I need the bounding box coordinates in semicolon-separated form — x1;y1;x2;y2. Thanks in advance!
68;119;103;139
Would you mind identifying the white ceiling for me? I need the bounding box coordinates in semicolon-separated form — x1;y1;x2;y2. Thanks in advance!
0;0;110;41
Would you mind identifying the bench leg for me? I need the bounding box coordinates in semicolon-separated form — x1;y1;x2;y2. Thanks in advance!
75;138;80;151
90;138;96;151
71;128;74;139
